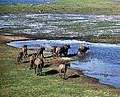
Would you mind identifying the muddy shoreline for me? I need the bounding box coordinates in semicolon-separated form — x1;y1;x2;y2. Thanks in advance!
1;35;120;91
1;34;120;44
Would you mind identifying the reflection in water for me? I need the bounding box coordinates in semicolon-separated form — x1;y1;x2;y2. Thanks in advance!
7;39;120;88
76;53;91;62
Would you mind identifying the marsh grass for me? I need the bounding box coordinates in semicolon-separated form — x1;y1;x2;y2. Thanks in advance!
0;42;120;97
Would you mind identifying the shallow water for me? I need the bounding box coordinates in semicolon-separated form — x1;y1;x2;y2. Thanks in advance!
7;40;120;88
0;14;120;38
0;0;56;4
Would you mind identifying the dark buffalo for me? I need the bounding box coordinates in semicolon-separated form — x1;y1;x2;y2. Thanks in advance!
55;45;71;57
77;46;89;55
36;47;45;58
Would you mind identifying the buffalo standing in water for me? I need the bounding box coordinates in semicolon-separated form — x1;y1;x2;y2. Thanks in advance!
52;45;71;57
77;46;89;55
36;47;45;58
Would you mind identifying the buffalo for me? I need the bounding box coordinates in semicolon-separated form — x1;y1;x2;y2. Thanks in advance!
50;46;57;56
77;45;89;55
34;58;44;76
58;63;70;79
16;50;23;64
36;47;45;58
29;53;37;70
54;45;71;57
21;45;28;57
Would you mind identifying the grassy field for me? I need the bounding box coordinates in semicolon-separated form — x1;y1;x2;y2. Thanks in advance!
0;36;120;97
0;0;120;15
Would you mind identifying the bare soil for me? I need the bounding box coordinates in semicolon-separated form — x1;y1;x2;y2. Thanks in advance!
0;35;31;43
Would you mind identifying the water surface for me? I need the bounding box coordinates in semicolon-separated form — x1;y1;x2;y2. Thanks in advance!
7;40;120;88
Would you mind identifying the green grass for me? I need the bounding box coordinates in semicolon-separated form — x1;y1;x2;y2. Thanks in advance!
0;42;120;97
0;0;120;15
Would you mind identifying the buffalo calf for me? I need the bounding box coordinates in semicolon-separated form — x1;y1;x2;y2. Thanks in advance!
58;63;70;79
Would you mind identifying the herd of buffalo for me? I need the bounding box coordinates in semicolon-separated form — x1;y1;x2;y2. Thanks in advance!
16;44;89;78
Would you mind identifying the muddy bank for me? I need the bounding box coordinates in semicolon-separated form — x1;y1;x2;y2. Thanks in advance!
1;34;120;44
0;35;32;44
80;36;120;44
